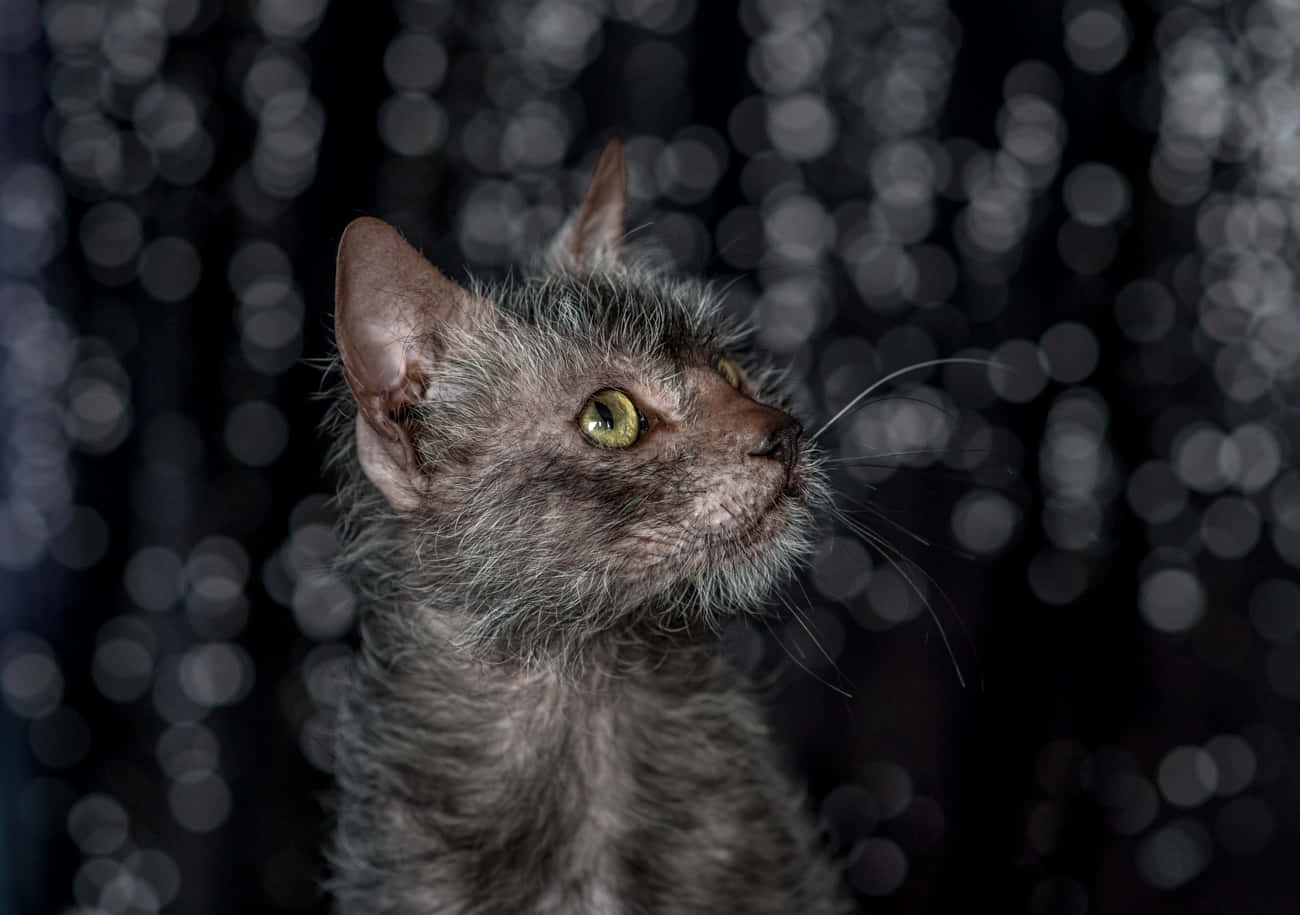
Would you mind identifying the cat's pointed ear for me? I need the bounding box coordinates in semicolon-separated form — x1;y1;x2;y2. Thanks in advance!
552;138;627;269
334;216;488;511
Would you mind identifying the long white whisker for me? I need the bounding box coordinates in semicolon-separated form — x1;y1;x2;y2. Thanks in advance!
834;492;932;548
829;507;968;688
775;594;854;699
810;357;999;442
786;580;856;701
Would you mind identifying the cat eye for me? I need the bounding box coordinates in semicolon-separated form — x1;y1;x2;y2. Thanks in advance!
717;357;741;389
578;389;643;448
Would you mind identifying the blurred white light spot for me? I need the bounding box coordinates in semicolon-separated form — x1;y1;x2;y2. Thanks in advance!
502;104;569;170
1228;424;1281;493
1200;496;1260;559
102;8;167;83
847;837;908;896
133;83;199;153
168;769;232;833
1135;818;1211;889
73;856;123;908
124;848;181;906
299;711;336;772
1157;745;1218;807
253;0;328;40
125;546;184;611
138;236;201;302
950;489;1020;555
458;180;525;265
1204;734;1256;797
92;635;154;703
67;374;131;454
1026;549;1089;605
2;642;63;718
1126;460;1186;524
811;536;872;602
1063;162;1129;226
1039;321;1099;384
67;793;129;855
766;93;836;161
378;93;448;158
649;211;710;272
178;642;252;707
1065;6;1130;74
1114;279;1175;343
0;163;65;272
862;760;913;819
1138;567;1205;633
524;0;601;69
612;0;696;33
224;400;289;467
764;194;832;263
383;31;448;92
99;868;159;913
865;566;925;626
302;643;353;709
820;783;880;850
80;200;142;270
0;501;47;570
1096;772;1159;835
292;569;357;640
657;135;724;205
47;504;109;570
754;277;823;351
989;339;1048;403
156;722;219;778
1171;425;1232;493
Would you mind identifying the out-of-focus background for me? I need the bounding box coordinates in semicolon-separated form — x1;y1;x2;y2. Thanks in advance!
2;0;1298;911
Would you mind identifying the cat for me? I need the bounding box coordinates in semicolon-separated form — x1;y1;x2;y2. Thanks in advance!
325;139;853;914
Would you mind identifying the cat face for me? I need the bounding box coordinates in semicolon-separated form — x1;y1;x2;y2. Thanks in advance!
333;142;824;658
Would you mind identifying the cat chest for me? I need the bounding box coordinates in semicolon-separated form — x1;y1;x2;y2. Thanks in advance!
518;698;801;914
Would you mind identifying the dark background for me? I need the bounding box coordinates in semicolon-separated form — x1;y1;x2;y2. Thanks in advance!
3;0;1298;911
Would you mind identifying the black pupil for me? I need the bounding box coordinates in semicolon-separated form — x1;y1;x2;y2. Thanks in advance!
595;400;614;429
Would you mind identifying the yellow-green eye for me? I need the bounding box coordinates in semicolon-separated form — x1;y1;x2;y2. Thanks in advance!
579;389;642;448
717;357;741;389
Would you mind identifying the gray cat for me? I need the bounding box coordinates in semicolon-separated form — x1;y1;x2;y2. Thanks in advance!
325;140;852;914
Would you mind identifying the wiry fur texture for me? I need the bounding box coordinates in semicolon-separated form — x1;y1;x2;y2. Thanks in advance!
326;225;850;911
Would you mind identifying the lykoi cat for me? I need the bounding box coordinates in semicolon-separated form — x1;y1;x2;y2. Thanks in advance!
325;139;851;914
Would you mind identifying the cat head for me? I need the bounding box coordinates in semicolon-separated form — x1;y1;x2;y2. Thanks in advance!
332;140;826;665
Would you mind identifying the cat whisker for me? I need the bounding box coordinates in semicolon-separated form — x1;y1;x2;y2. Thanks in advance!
832;492;932;549
828;506;969;688
822;447;956;465
755;605;854;701
821;392;961;425
774;592;855;700
810;357;1000;442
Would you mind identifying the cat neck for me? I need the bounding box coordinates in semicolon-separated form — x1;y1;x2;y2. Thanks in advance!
364;598;726;695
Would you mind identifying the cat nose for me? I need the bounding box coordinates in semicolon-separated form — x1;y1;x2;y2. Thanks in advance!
750;416;802;478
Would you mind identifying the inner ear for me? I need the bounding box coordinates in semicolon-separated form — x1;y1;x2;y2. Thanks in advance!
334;216;491;510
551;138;627;269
